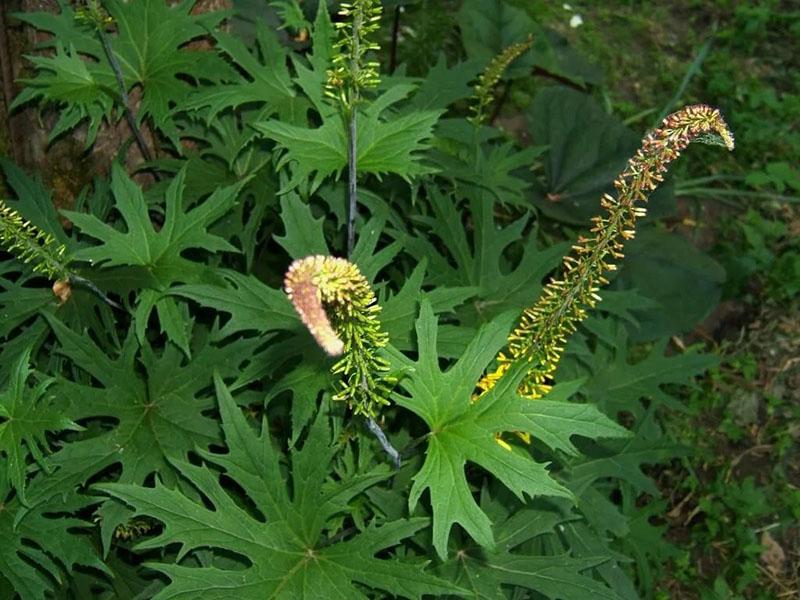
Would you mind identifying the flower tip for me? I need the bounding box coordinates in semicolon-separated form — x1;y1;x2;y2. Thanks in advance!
320;335;345;357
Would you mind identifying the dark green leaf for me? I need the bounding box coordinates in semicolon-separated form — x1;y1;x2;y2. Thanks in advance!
0;346;79;502
97;375;463;599
389;303;628;558
616;228;726;340
529;86;675;225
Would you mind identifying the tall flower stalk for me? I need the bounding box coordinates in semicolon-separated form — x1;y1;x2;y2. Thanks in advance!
325;0;382;255
316;2;400;465
477;104;735;398
1;198;120;307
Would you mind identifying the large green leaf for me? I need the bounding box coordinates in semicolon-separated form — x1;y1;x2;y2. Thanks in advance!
97;375;463;599
529;86;675;225
401;190;567;325
11;43;114;146
438;499;618;599
66;165;241;274
0;476;106;600
27;316;259;523
567;409;686;498
254;86;442;193
429;118;546;207
181;24;297;123
64;165;244;349
171;270;299;339
579;318;718;418
274;193;330;259
389;302;629;558
407;55;480;112
380;262;477;354
615;228;727;340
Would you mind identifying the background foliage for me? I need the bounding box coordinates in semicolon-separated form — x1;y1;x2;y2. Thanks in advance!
0;0;796;599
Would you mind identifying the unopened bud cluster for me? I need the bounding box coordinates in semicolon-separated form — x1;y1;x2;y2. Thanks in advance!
325;0;382;110
469;35;533;125
0;199;68;280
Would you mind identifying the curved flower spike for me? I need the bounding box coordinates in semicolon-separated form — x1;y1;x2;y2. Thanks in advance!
284;255;394;418
478;104;735;399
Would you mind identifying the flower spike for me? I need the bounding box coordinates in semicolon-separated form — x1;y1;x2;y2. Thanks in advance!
469;35;534;125
325;0;382;111
477;104;734;399
0;198;68;280
285;255;394;418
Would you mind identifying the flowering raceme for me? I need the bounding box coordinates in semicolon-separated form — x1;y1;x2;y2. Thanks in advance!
476;104;735;399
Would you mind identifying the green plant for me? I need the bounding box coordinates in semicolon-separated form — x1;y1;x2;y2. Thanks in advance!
660;351;800;599
717;205;800;301
0;1;738;598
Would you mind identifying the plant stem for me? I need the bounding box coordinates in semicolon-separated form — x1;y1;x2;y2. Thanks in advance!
365;416;401;469
69;274;123;310
347;108;400;466
389;5;401;74
347;110;357;255
97;28;158;172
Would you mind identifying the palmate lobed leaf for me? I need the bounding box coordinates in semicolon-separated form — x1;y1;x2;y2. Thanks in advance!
389;302;630;559
431;486;624;599
567;408;687;498
254;86;442;193
27;315;260;548
15;0;232;146
401;190;568;325
64;164;244;351
65;164;242;272
11;43;115;146
97;374;464;599
181;23;298;123
579;317;718;418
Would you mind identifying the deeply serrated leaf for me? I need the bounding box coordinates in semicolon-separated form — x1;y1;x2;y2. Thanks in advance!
181;24;296;123
0;476;106;600
274;193;330;258
64;165;243;347
254;87;441;192
97;375;463;599
402;191;567;324
390;303;628;558
16;0;232;145
27;316;258;515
